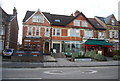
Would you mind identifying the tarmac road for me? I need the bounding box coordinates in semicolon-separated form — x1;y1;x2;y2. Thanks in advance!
2;66;119;79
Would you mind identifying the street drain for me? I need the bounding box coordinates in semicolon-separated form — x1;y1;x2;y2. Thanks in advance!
82;70;97;74
44;70;63;74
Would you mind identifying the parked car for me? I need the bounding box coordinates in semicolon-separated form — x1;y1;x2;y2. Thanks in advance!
2;49;14;56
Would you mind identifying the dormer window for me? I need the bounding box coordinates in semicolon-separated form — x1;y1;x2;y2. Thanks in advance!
55;19;60;22
32;14;44;23
112;19;115;25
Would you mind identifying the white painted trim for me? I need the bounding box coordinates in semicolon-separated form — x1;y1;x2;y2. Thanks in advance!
45;27;50;37
24;9;51;24
52;28;61;36
27;26;33;36
35;26;41;36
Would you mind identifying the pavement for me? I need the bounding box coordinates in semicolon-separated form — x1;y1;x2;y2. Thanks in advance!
2;57;120;68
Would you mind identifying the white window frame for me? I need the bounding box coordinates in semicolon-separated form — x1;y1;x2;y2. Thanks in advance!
98;32;104;38
114;31;118;38
53;28;61;36
56;28;61;36
82;21;88;27
68;29;80;37
68;29;71;36
74;20;80;26
45;27;50;37
76;29;80;37
109;31;113;38
35;26;40;36
111;19;115;25
32;14;44;23
28;26;33;36
84;30;93;38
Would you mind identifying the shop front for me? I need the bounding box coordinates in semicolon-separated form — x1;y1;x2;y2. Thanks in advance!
84;39;113;56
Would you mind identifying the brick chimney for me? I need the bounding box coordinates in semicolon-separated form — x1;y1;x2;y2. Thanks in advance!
70;13;73;16
74;10;80;16
13;7;17;16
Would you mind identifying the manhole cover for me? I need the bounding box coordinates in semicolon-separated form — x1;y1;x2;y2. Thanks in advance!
82;70;97;74
44;70;63;74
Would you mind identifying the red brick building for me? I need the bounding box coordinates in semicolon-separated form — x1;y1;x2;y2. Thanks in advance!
0;7;19;51
22;9;93;53
95;14;120;50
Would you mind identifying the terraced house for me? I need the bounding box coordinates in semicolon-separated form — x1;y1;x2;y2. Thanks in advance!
95;14;120;51
22;9;93;54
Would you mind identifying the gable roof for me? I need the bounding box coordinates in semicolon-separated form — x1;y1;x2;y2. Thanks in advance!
0;7;16;22
23;11;35;22
23;10;74;26
95;14;114;24
66;12;93;27
23;10;93;26
88;18;106;30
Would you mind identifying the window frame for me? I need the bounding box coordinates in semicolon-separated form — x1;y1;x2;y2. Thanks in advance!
45;27;50;37
68;29;80;37
32;14;44;23
28;27;33;36
35;26;40;36
111;19;115;25
114;31;118;38
98;32;104;38
109;31;113;38
74;20;80;26
82;21;88;27
53;28;61;36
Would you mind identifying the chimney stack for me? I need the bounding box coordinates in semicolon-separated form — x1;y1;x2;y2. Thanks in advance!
13;7;17;16
74;10;80;16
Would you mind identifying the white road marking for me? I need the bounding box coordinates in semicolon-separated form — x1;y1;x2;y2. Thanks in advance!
82;70;98;74
44;70;63;74
3;78;42;79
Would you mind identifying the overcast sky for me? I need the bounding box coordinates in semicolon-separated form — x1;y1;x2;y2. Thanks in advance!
0;0;119;43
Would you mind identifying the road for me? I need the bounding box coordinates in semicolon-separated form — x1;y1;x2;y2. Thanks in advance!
2;66;119;80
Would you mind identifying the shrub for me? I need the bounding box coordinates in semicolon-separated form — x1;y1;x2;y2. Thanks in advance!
85;50;96;58
89;51;96;58
94;54;107;61
85;51;91;57
72;52;79;58
113;50;120;55
113;55;120;60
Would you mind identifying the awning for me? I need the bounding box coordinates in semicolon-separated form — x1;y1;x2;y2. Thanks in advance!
84;39;112;46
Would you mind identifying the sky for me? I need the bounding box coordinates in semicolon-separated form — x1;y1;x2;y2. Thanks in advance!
0;0;119;44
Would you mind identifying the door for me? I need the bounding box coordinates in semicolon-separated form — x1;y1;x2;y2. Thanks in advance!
53;43;60;53
44;42;49;53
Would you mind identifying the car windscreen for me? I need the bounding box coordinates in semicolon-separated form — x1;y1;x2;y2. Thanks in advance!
4;49;12;52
